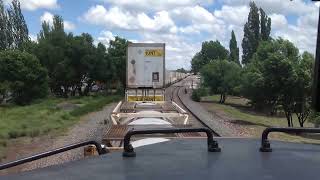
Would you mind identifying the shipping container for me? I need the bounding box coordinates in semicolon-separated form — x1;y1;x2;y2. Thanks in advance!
126;43;165;89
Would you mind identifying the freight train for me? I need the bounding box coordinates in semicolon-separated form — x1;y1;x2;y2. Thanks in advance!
3;31;320;180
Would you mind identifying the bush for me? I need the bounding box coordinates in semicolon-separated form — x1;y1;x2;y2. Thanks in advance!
309;111;320;127
191;87;208;102
0;50;48;105
8;130;26;139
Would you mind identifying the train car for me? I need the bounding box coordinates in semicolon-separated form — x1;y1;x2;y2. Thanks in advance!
164;70;188;86
126;43;166;102
127;43;165;89
107;43;193;147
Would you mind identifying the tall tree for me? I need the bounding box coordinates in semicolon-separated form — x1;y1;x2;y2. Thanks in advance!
294;52;314;127
229;30;240;65
191;40;228;74
0;0;8;50
108;36;129;90
92;43;115;94
7;0;29;49
201;59;241;103
242;1;260;65
191;52;202;74
0;50;48;105
201;40;228;64
36;15;70;96
260;8;271;41
0;0;14;50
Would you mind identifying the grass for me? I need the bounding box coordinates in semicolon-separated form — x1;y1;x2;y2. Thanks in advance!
0;95;121;157
203;95;318;144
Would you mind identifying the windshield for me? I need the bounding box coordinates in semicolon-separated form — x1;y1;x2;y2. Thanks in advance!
0;0;319;175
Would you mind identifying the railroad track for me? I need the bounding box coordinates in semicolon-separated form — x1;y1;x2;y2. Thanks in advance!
169;82;220;137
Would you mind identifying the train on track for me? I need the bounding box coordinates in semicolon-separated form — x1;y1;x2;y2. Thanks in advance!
109;43;203;148
2;28;320;180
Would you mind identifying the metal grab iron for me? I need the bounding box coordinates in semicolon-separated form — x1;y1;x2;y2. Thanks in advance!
0;141;106;170
260;127;320;152
122;127;221;157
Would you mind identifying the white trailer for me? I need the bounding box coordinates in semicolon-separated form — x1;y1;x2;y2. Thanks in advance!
126;43;166;102
127;43;165;89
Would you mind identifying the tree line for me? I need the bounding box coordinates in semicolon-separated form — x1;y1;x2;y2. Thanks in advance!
0;0;128;105
191;1;314;127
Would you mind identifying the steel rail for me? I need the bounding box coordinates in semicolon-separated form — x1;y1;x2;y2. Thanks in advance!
175;85;221;137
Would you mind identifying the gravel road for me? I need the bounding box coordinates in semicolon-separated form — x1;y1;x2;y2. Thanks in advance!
177;76;235;136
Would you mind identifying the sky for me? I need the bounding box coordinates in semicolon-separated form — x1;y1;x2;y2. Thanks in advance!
8;0;320;70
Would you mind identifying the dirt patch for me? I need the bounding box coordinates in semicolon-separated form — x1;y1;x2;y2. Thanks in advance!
230;120;258;126
200;102;253;137
56;102;81;111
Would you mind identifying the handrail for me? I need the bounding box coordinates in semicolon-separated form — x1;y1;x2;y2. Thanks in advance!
0;140;106;170
260;127;320;152
123;127;221;157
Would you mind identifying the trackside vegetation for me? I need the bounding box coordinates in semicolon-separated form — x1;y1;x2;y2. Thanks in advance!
191;1;316;128
0;0;128;105
0;0;125;156
0;95;121;156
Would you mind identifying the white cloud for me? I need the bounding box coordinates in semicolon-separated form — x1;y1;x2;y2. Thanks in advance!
297;11;318;29
269;14;287;30
171;5;227;37
137;11;175;32
172;5;215;24
178;26;200;34
82;1;318;69
82;5;177;33
273;13;317;54
214;5;249;26
5;0;59;11
222;0;317;15
96;30;115;46
100;0;214;11
40;12;76;31
29;34;37;42
40;12;54;25
82;6;137;30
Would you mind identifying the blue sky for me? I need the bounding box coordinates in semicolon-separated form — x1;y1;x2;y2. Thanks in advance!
12;0;320;70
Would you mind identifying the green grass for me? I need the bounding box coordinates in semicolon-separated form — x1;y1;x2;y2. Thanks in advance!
203;95;318;143
0;95;121;157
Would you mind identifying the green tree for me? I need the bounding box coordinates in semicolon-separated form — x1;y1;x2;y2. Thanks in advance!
241;39;311;127
263;50;298;126
242;1;260;65
191;52;202;74
260;8;271;41
108;36;129;90
36;15;72;96
7;0;29;49
176;68;188;73
91;43;115;94
229;30;240;65
201;40;228;64
294;52;314;127
240;61;265;108
0;50;48;105
0;81;10;103
68;33;96;96
201;59;241;103
191;40;228;74
0;0;10;50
